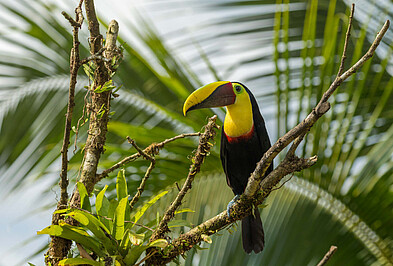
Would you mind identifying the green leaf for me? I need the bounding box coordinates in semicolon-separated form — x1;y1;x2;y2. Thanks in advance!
131;190;168;227
167;219;193;228
59;258;103;266
119;229;131;256
113;197;128;240
116;169;128;202
54;208;69;215
174;208;195;215
37;222;105;257
129;231;145;246
149;239;168;248
201;234;212;244
123;245;147;265
77;182;91;212
82;63;95;81
96;185;110;229
67;209;115;255
94;79;116;93
123;238;167;265
106;198;118;232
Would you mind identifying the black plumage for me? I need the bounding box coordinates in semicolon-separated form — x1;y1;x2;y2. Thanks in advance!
220;85;273;254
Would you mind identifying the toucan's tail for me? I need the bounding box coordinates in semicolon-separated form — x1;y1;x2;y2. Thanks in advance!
241;208;264;254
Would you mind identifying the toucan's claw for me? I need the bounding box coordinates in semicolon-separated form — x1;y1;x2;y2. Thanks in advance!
227;195;240;218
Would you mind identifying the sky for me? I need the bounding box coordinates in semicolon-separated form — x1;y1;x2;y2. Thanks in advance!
0;178;54;265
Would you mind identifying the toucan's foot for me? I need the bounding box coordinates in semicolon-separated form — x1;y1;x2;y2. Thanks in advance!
227;195;240;218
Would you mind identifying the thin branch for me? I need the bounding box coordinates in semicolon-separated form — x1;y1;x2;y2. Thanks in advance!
317;246;338;266
287;131;307;157
337;4;355;77
95;132;200;182
46;2;84;264
320;19;390;104
256;155;318;204
150;115;218;242
124;220;155;232
58;0;84;210
130;161;156;210
127;137;156;211
61;11;80;28
127;137;155;162
84;0;102;55
148;132;202;154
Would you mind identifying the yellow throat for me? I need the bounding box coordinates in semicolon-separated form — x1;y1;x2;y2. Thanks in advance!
224;88;254;137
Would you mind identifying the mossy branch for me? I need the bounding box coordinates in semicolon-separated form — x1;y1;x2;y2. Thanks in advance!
150;115;219;242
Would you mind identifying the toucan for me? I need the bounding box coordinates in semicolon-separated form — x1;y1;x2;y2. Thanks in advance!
183;81;273;254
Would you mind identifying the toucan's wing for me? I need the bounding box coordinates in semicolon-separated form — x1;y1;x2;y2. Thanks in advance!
254;114;273;176
220;127;233;190
248;91;273;177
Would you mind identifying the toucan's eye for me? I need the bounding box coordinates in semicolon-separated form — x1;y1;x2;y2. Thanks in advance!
235;85;242;93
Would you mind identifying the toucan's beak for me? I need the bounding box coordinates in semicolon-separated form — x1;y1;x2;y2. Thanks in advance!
183;81;236;115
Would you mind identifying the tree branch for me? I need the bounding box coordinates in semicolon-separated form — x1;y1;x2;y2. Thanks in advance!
95;132;200;182
337;4;354;77
126;137;156;212
58;0;84;215
244;18;390;199
317;245;338;266
148;14;390;264
153;155;317;263
69;0;120;208
46;1;84;264
150;115;219;242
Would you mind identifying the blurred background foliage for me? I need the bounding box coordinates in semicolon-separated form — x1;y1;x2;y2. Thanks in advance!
0;0;392;265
